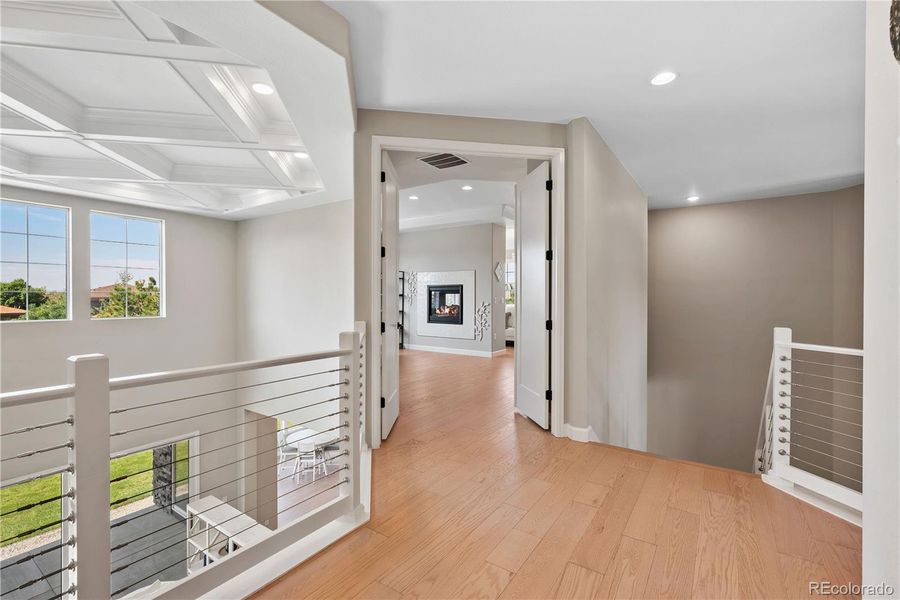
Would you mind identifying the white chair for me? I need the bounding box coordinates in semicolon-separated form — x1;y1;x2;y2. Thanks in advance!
277;427;300;474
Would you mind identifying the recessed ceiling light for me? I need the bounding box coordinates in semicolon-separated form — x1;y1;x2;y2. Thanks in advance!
252;82;274;95
650;71;678;86
408;195;419;200
293;151;309;159
687;195;700;202
461;185;473;191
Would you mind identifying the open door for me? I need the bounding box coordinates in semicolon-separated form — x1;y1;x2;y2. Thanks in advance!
515;161;551;429
380;151;400;439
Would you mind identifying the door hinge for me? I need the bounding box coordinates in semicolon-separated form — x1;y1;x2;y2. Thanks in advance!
546;179;553;191
381;246;386;258
545;319;553;331
381;321;386;333
381;171;386;183
545;390;553;401
381;396;386;408
545;249;553;261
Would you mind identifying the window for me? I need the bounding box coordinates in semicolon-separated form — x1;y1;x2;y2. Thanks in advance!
0;199;69;321
505;260;516;304
90;212;162;318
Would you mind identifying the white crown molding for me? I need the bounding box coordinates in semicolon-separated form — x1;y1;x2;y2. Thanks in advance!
2;1;123;21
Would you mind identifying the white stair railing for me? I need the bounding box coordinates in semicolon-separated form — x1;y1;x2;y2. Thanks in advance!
0;324;368;600
755;326;863;525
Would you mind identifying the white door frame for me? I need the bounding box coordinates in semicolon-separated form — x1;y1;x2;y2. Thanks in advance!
370;135;566;446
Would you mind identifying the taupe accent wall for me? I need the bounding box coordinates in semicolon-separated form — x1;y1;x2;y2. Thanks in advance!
647;185;863;471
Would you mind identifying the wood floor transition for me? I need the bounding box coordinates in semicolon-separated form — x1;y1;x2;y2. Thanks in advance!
252;348;862;599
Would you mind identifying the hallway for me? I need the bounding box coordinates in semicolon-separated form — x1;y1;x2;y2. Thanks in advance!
253;349;861;599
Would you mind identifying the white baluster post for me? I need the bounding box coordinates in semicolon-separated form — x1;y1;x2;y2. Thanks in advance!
62;354;111;600
339;331;361;509
773;327;792;471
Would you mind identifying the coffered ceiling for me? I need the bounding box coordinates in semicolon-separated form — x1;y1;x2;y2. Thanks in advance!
0;1;353;218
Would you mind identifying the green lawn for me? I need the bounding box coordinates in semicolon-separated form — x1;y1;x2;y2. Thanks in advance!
1;440;189;547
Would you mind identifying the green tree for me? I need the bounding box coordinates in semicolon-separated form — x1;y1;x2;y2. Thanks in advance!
94;272;160;318
0;278;66;320
28;292;67;320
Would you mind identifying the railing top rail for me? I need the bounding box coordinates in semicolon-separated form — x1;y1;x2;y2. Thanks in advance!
775;341;864;357
109;348;350;392
0;383;75;408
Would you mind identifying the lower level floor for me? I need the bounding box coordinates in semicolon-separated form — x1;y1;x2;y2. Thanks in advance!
253;348;861;599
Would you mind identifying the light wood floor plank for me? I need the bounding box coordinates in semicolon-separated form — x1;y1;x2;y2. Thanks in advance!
594;535;656;599
644;508;699;599
251;349;860;600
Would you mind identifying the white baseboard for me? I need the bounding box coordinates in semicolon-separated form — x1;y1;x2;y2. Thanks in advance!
564;423;600;443
491;349;507;357
405;344;493;358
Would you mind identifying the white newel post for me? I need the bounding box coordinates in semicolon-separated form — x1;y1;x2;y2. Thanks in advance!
339;331;362;509
773;327;792;470
63;354;111;600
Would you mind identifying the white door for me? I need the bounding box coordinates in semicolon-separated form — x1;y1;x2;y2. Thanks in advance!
380;151;400;439
515;161;551;429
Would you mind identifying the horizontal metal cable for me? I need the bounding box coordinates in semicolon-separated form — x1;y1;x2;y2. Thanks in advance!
781;393;863;413
781;380;863;399
788;431;863;456
0;514;73;545
778;404;862;428
111;478;348;598
111;427;347;507
780;356;863;371
780;422;863;442
779;368;862;386
46;584;76;600
111;462;347;573
110;368;346;415
110;410;346;484
111;380;347;437
2;560;74;594
1;465;73;489
788;455;863;485
110;432;347;530
1;441;72;462
0;488;72;517
785;440;862;468
175;395;346;443
0;536;74;571
0;416;72;437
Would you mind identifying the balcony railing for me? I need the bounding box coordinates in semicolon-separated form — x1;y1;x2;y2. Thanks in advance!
755;326;862;524
0;324;368;600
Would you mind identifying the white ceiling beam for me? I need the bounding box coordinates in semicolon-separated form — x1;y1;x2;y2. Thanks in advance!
6;170;313;192
173;64;260;142
0;27;256;67
0;128;306;154
251;150;296;187
2;176;209;211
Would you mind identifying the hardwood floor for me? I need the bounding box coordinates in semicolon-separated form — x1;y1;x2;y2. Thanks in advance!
252;348;861;599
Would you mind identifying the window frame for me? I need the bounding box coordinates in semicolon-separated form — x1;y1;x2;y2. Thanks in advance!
0;197;72;323
89;209;165;320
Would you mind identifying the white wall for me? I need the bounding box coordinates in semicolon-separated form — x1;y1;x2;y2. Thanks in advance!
233;200;354;447
235;199;354;361
862;1;900;594
567;118;648;448
398;223;503;355
0;185;244;500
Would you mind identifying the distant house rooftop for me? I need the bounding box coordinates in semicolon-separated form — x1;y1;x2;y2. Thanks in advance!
0;305;27;320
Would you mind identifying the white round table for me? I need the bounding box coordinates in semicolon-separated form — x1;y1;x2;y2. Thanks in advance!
284;428;337;481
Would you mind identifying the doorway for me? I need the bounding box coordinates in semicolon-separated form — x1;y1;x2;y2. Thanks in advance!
370;137;566;446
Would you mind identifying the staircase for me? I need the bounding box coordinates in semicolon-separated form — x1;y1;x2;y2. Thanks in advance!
755;327;863;525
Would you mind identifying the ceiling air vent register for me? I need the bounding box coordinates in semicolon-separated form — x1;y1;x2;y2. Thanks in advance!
418;153;469;169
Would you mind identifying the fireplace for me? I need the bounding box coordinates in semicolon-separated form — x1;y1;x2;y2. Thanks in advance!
427;284;463;325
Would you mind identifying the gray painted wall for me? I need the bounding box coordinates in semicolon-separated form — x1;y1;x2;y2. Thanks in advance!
398;223;505;354
566;118;648;447
648;185;864;471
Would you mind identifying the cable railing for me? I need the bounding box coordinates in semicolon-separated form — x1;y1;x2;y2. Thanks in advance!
754;326;863;524
0;324;368;600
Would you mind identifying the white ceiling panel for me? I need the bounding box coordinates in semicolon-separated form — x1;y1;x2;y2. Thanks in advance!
0;0;342;217
331;0;865;209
